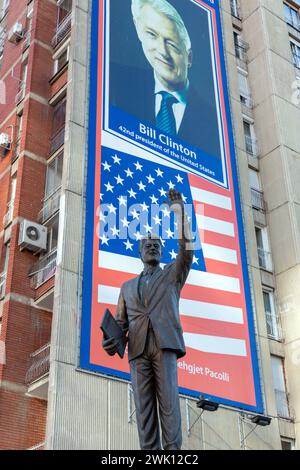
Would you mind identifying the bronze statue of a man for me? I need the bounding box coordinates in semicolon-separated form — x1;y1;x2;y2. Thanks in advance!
102;189;194;450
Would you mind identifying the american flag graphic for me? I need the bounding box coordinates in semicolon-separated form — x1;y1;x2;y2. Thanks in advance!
90;146;256;406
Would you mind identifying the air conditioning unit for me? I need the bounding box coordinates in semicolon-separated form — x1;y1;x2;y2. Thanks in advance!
18;220;47;253
0;132;10;149
8;22;24;44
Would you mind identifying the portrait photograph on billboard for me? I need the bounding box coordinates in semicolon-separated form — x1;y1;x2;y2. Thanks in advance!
80;0;264;414
105;0;228;187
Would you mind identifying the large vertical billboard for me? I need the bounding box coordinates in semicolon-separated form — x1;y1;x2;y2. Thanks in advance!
80;0;264;413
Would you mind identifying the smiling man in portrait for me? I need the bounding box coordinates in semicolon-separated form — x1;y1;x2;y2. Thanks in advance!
109;0;222;159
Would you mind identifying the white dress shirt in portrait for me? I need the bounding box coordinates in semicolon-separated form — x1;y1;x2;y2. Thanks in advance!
155;78;189;134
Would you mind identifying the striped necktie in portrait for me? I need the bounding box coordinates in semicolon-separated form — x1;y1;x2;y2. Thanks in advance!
156;91;178;136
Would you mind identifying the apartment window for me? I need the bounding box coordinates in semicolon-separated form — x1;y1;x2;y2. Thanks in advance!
52;0;72;48
45;152;63;199
281;438;295;450
238;71;250;101
271;356;290;419
0;26;5;63
230;0;241;19
14;113;23;159
16;62;27;103
244;121;258;158
4;174;17;226
57;0;72;24
284;3;300;31
249;169;265;211
290;40;300;69
263;289;281;341
0;243;10;300
255;226;273;271
53;45;69;75
23;2;34;50
50;97;66;154
0;0;9;20
47;214;59;254
40;152;63;223
234;32;249;67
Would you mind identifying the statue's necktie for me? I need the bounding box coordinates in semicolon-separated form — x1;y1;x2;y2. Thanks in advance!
156;91;178;136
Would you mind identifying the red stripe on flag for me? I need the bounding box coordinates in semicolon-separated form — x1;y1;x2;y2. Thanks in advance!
180;317;246;340
204;259;240;277
201;230;237;249
181;284;243;308
189;174;231;196
197;203;235;223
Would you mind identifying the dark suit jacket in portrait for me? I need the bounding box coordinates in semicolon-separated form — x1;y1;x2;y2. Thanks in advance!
110;63;221;159
114;241;193;362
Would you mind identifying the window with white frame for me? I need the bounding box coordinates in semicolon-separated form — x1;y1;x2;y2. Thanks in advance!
46;213;59;254
238;71;254;115
243;120;258;157
45;152;63;200
263;289;281;340
53;44;69;75
255;226;273;271
271;356;290;419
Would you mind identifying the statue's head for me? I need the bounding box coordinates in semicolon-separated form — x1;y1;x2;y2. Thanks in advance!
139;234;163;266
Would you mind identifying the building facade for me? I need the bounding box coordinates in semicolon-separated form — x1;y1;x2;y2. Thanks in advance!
0;0;299;450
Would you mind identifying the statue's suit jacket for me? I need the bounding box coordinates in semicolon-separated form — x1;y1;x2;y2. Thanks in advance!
115;245;193;362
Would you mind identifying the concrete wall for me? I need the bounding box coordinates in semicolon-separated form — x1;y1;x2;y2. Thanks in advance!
240;0;300;445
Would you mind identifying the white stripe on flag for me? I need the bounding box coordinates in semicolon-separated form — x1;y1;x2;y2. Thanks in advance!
197;214;235;237
98;285;244;325
98;252;241;293
191;186;232;211
183;333;247;356
179;298;244;324
202;243;238;264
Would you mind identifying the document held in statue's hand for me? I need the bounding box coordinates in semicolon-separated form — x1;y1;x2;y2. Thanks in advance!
100;308;126;358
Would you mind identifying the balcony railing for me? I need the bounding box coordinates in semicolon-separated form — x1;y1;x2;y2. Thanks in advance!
29;250;57;289
251;188;265;212
265;310;282;341
275;389;290;419
241;95;254;118
235;40;249;70
3;200;14;227
245;135;259;158
25;343;50;385
0;271;6;299
38;189;61;223
50;127;65;155
52;12;72;48
257;247;273;272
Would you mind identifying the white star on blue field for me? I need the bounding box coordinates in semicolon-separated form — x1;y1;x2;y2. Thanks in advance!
99;147;206;271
